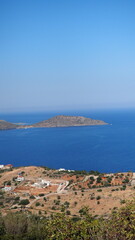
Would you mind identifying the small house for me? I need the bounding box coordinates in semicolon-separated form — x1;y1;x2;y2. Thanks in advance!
4;164;13;169
16;176;25;182
0;165;4;169
58;168;66;172
2;185;12;192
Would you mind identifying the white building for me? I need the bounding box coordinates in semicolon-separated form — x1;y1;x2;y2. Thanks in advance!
4;164;13;169
58;168;74;172
58;168;66;171
41;179;50;187
2;186;12;191
16;176;25;182
32;179;50;188
0;165;4;169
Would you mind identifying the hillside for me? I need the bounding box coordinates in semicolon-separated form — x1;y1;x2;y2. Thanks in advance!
0;166;134;218
0;120;18;130
32;115;108;128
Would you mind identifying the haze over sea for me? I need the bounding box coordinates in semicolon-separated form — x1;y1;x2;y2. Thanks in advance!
0;109;135;173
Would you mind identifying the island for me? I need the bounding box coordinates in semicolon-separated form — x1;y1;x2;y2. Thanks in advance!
0;115;108;130
0;120;18;130
31;115;108;128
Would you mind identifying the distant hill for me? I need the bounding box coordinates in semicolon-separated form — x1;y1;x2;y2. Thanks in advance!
0;120;18;130
32;115;108;128
0;115;108;130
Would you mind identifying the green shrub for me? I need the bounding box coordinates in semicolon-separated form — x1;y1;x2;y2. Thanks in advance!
35;202;40;207
30;195;35;199
66;210;71;215
97;189;102;192
39;193;44;197
0;199;134;240
96;195;101;200
19;199;29;205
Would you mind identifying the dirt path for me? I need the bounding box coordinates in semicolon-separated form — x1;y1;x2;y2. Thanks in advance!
28;180;69;208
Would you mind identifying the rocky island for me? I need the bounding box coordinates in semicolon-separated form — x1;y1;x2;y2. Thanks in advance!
0;115;108;130
31;115;108;128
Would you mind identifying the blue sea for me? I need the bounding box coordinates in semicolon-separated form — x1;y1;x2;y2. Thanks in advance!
0;109;135;173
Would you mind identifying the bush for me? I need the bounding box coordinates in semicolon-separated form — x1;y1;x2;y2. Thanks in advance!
66;210;71;215
96;196;101;200
39;193;44;197
15;196;20;201
30;195;35;199
90;196;95;200
64;201;70;208
0;199;134;240
52;206;56;210
19;199;29;205
6;181;11;186
96;176;102;183
97;189;102;192
0;201;4;206
121;185;126;190
89;176;94;181
120;199;126;204
35;202;40;207
122;177;129;183
55;200;60;205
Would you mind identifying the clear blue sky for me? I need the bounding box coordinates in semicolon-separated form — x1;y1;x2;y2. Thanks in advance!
1;0;135;112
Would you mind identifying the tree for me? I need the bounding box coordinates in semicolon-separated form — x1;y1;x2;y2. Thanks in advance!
19;199;29;205
79;206;89;217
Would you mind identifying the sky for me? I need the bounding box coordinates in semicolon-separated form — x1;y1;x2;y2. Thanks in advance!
0;0;135;112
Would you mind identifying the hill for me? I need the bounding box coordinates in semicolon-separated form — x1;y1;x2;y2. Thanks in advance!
32;115;108;128
0;166;134;218
0;115;108;130
0;120;18;130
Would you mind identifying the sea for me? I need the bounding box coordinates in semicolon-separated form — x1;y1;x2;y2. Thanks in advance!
0;109;135;173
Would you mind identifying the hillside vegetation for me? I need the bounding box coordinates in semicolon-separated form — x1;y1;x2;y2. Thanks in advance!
0;166;134;218
0;199;134;239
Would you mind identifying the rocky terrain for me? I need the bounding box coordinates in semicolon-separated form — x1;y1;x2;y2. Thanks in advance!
31;115;108;128
0;120;18;130
0;166;134;218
